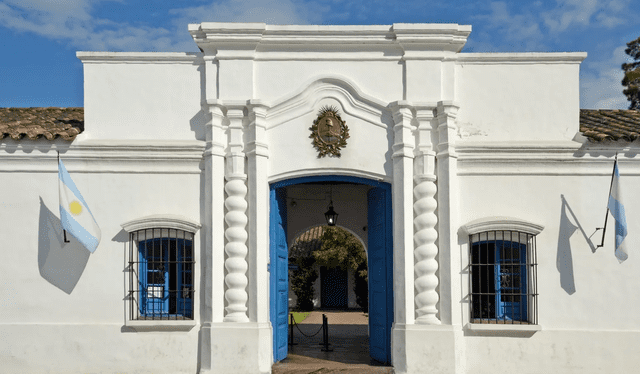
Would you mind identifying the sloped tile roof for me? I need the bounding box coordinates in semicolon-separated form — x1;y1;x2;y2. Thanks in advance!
0;107;83;141
290;225;326;258
580;109;640;142
1;107;639;143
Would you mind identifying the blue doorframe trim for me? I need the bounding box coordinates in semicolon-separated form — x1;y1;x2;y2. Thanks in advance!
269;174;393;363
270;175;387;189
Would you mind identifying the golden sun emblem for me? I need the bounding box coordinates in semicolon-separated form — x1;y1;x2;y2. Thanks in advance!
69;200;83;216
310;106;349;158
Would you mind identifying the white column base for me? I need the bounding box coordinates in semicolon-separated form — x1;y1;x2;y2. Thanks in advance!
392;324;464;374
199;322;272;374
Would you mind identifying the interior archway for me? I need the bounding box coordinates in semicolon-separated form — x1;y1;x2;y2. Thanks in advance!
288;224;368;311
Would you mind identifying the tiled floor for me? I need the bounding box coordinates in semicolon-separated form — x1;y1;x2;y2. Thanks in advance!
272;311;393;374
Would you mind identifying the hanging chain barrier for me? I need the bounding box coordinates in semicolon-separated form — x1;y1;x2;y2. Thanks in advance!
289;312;332;351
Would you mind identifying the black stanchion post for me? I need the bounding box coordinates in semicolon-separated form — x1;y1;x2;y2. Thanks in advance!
321;313;333;352
289;313;297;346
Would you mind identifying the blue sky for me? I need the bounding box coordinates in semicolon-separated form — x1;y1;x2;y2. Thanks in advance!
0;0;638;109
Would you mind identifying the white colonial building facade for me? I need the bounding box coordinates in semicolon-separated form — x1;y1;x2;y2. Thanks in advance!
1;22;640;373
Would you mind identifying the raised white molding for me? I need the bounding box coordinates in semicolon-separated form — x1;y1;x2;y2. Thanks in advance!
121;214;201;233
456;52;587;64
268;168;392;185
391;101;416;325
189;22;471;60
461;216;544;236
125;320;196;332
264;75;391;129
76;52;203;64
464;322;542;333
0;140;205;174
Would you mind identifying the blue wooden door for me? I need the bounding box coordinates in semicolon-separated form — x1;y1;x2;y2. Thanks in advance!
321;267;348;308
270;187;289;362
367;185;393;364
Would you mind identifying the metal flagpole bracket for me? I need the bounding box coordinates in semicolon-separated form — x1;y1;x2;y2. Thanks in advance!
58;151;71;244
596;152;618;249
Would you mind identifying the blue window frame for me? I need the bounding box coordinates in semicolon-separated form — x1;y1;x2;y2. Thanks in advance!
470;231;537;324
130;229;194;320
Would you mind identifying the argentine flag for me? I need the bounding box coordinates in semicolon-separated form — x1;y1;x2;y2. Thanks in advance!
608;161;628;262
58;159;101;253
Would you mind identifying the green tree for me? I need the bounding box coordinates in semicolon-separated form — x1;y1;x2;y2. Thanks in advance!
289;234;320;311
313;226;368;310
622;36;640;110
290;256;318;311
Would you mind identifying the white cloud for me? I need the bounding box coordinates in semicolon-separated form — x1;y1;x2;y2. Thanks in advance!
543;0;630;32
473;2;545;51
0;0;318;52
169;0;320;26
580;46;632;109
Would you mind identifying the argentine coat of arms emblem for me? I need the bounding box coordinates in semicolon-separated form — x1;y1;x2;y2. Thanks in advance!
310;106;349;158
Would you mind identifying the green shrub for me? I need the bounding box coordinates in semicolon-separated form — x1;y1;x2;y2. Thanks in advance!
290;256;318;311
354;261;368;312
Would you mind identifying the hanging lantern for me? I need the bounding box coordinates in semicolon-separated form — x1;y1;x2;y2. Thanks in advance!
324;202;338;226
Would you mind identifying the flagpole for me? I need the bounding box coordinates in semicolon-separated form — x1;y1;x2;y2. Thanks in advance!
58;151;71;243
597;153;618;248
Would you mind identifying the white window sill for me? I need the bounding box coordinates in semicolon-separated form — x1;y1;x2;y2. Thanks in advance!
125;320;196;332
465;322;541;334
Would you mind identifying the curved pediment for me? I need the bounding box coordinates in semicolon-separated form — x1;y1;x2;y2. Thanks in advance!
262;74;393;129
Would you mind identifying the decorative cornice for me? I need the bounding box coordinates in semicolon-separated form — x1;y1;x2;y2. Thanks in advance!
456;52;587;64
0;140;205;174
461;216;544;236
76;52;203;64
189;22;472;59
121;214;202;233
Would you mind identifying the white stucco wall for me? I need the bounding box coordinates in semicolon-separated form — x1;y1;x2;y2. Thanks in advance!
79;52;205;141
455;54;583;142
5;21;638;374
454;147;640;373
0;140;204;373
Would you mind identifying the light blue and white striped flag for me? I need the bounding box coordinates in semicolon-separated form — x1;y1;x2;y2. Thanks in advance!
58;159;101;253
608;161;628;262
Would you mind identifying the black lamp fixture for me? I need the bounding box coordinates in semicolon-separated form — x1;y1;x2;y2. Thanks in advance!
325;202;338;226
324;185;338;226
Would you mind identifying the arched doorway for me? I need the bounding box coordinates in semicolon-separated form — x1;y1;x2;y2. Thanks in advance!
289;224;368;311
269;175;393;364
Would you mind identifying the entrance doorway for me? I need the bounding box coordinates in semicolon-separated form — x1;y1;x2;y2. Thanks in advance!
269;176;393;364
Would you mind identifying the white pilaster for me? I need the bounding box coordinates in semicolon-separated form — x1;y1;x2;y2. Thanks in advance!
247;101;270;324
413;105;440;324
435;101;460;326
199;102;227;372
391;101;416;326
223;106;250;323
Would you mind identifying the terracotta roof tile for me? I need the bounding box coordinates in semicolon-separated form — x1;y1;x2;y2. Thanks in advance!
0;107;83;141
1;107;638;143
580;109;640;142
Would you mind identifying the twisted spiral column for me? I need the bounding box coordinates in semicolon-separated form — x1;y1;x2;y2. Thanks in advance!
414;175;440;324
223;175;249;322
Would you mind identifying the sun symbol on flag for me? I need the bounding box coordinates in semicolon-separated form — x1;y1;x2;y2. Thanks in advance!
69;200;83;216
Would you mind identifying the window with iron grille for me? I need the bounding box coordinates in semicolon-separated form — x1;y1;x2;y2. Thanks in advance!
129;228;195;320
469;230;538;325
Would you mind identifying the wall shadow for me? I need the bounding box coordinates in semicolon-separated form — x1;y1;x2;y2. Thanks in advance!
38;197;90;294
557;195;597;295
284;322;389;366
